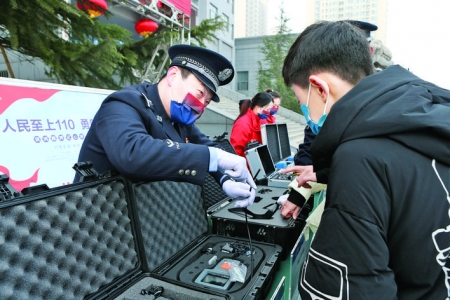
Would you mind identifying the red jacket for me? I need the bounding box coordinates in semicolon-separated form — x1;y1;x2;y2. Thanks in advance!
230;108;262;158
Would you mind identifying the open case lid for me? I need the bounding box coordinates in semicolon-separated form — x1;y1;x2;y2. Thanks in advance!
130;179;282;300
203;132;237;209
260;123;292;163
130;180;209;273
0;170;144;299
244;144;277;184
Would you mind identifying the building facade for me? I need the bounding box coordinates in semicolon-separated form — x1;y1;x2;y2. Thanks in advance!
234;35;266;98
305;0;388;43
234;0;269;38
194;0;235;89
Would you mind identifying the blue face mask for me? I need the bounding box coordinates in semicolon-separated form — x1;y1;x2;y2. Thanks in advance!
300;83;329;135
170;73;205;126
269;106;279;115
257;109;271;120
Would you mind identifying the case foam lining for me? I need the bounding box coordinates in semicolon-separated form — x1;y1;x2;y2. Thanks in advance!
132;181;208;271
0;180;137;299
114;276;226;300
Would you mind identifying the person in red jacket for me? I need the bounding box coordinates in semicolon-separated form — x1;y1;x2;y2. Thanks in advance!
230;92;273;158
262;88;282;124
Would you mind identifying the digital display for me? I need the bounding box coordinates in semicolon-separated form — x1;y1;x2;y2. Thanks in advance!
201;273;230;287
257;145;276;174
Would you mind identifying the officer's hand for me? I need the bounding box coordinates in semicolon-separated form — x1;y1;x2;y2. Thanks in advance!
222;180;252;199
234;187;256;208
216;149;256;189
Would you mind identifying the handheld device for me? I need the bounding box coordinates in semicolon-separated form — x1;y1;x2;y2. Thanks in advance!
194;258;242;290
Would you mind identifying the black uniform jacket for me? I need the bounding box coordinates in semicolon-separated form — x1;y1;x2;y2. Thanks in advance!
75;83;222;184
294;125;314;166
299;66;450;299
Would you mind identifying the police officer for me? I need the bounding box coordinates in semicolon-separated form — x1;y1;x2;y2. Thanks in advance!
75;44;256;207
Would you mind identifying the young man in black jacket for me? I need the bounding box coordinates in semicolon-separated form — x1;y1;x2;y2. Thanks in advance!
282;20;450;299
282;20;379;219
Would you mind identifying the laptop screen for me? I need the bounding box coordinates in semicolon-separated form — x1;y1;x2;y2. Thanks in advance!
256;145;276;175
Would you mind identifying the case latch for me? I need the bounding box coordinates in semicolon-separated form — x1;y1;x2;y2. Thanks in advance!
72;161;99;182
213;131;228;142
0;174;22;201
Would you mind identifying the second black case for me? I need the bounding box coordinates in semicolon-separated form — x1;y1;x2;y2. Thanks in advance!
208;186;303;260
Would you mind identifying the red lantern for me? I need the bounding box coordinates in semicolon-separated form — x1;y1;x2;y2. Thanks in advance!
76;0;108;18
135;19;159;38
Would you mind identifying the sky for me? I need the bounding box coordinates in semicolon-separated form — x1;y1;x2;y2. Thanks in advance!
267;0;450;90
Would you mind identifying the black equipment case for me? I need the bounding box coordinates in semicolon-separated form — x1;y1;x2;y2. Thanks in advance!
208;186;304;260
0;165;281;300
201;133;305;260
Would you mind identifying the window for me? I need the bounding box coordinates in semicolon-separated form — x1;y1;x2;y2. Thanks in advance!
209;4;218;19
222;13;229;32
190;8;197;27
237;71;249;91
222;42;232;61
210;37;219;52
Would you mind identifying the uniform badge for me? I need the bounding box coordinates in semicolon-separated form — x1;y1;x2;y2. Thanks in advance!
218;68;233;82
156;115;162;123
141;92;153;108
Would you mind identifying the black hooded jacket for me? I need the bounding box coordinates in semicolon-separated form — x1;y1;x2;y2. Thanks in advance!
299;66;450;299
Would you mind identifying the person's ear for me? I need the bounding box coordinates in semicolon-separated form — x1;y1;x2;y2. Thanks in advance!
309;75;330;104
166;66;179;87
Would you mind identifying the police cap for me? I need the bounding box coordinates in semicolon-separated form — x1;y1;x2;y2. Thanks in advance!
346;20;378;41
169;44;234;102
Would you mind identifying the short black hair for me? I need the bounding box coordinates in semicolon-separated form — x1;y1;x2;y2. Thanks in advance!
282;21;374;88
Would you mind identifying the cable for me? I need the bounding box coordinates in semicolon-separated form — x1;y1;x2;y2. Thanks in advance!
244;210;254;279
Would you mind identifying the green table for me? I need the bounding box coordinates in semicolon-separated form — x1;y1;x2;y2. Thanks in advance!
265;257;293;300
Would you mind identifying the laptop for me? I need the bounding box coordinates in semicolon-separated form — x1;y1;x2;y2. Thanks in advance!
245;144;293;188
261;123;293;164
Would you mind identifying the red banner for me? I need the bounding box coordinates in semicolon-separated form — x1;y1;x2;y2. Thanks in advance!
165;0;191;17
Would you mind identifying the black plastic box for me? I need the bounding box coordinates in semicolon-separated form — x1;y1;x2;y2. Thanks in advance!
0;171;281;299
208;186;304;260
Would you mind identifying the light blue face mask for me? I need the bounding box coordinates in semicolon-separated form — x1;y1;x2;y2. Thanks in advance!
300;83;329;135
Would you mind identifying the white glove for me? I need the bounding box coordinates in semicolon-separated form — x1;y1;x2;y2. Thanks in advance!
234;187;256;208
277;193;289;206
216;148;257;189
222;179;252;200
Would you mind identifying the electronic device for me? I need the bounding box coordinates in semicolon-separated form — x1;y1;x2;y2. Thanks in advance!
245;144;292;188
261;123;293;164
194;258;242;290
